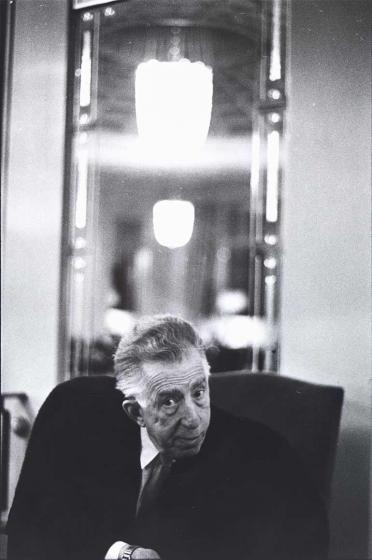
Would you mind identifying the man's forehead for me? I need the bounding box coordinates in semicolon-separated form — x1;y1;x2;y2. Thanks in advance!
141;350;208;389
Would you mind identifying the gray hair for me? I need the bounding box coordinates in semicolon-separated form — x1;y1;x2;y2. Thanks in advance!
114;314;208;404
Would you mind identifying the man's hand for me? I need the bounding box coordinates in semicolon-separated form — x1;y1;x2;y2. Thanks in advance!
132;548;160;560
116;543;160;560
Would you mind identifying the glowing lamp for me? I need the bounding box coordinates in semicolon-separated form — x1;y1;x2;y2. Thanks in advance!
153;200;195;249
135;59;213;155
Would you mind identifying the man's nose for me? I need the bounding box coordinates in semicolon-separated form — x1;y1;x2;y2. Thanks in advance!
181;397;200;429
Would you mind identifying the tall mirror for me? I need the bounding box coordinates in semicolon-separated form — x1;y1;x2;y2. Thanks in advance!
63;0;287;377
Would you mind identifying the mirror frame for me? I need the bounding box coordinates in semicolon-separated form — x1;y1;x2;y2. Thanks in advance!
61;0;287;378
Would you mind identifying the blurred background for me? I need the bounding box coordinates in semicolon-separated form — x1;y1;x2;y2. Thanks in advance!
1;0;371;558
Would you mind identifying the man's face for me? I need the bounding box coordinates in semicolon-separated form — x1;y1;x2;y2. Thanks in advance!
139;348;211;460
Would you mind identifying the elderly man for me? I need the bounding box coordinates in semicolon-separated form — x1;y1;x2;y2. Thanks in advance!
7;315;328;560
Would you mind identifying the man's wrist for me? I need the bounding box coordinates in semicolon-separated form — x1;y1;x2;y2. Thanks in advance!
118;543;140;560
105;541;127;560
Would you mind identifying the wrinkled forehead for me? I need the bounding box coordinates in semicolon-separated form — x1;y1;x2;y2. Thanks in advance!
141;348;209;395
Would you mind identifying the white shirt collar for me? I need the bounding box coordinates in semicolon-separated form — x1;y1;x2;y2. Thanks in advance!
140;427;159;469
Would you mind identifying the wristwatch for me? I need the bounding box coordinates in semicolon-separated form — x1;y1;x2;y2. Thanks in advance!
119;544;140;560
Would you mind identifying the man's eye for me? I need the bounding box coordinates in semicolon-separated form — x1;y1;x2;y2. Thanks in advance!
193;389;205;399
162;398;177;407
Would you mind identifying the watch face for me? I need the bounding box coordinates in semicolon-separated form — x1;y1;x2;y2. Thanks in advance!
121;546;138;560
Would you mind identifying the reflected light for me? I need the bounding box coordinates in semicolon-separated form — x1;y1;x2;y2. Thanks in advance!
265;275;277;286
265;275;277;323
73;256;86;271
199;315;275;349
264;234;278;246
135;59;213;157
75;148;88;229
74;236;86;250
216;290;248;315
80;30;92;108
268;88;281;100
264;257;277;269
268;112;281;124
250;131;260;195
96;133;252;171
269;0;282;81
266;130;280;222
153;200;195;249
134;247;153;271
104;309;135;337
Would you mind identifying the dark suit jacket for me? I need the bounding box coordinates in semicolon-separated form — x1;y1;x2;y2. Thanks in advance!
7;376;328;560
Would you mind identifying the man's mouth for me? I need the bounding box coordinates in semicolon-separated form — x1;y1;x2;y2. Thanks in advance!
176;433;203;444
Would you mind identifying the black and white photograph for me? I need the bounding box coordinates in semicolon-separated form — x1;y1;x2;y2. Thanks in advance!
1;1;371;559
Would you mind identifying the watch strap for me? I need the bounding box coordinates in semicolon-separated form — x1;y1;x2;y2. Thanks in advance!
119;544;140;560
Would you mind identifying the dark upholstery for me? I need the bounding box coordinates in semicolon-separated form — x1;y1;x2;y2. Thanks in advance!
210;371;344;507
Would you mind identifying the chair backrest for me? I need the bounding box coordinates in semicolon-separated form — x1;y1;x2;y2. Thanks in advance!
209;371;344;506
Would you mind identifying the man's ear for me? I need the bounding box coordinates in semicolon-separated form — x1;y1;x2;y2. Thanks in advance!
122;398;145;427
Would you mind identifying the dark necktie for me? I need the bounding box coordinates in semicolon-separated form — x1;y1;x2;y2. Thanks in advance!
136;454;172;516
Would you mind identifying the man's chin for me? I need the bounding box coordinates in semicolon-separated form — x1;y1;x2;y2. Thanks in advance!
173;438;204;458
178;446;200;457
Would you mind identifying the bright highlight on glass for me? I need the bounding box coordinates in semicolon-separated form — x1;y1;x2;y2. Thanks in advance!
250;132;260;195
264;234;278;246
264;257;277;269
266;130;280;222
153;200;195;249
264;274;277;322
269;0;282;81
135;59;213;156
75;148;88;229
80;31;92;108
